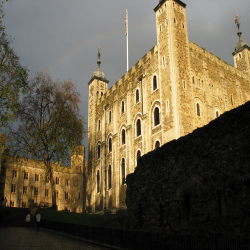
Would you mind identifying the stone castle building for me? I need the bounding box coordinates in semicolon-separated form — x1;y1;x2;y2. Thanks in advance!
86;0;250;213
0;135;86;213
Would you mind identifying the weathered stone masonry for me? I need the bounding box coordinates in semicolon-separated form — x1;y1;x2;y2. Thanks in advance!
126;101;250;238
87;0;250;213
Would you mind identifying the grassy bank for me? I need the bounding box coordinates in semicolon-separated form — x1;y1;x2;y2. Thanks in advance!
39;210;104;226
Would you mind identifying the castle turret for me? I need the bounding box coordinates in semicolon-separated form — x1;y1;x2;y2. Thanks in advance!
154;0;192;139
233;15;250;75
87;46;108;213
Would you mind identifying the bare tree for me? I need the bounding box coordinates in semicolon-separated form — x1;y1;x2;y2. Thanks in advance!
8;70;85;207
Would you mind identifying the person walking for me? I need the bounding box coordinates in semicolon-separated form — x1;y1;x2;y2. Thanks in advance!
25;212;31;228
3;197;7;207
36;212;41;230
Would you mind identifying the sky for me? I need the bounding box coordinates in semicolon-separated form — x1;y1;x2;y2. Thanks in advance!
2;0;250;150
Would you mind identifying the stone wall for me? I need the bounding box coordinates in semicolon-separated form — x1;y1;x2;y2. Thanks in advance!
126;101;250;238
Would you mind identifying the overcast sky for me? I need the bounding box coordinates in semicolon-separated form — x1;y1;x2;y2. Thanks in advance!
2;0;250;150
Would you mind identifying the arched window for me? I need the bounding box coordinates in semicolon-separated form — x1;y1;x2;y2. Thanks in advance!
122;129;126;145
153;75;157;90
154;107;160;126
109;137;112;152
97;170;100;193
98;120;101;131
137;150;141;159
108;165;112;189
121;158;125;185
216;111;220;118
109;111;112;123
136;89;140;103
155;141;160;149
137;119;141;137
97;144;101;159
196;103;201;117
121;101;125;114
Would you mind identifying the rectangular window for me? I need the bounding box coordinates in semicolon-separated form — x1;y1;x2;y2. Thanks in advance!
12;170;17;178
166;99;169;113
45;189;49;197
65;179;69;187
65;192;69;200
162;56;166;68
46;176;50;183
56;191;59;198
56;177;59;185
24;172;28;180
34;188;39;196
11;184;16;193
22;202;27;208
35;174;39;182
23;186;28;195
10;201;14;207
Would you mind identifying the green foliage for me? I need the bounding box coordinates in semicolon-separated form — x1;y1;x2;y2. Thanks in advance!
0;0;29;127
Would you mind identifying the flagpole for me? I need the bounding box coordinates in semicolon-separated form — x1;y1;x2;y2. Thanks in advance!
126;8;129;71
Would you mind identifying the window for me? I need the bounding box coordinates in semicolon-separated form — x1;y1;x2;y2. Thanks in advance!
12;170;17;178
183;80;186;89
65;192;69;200
34;188;39;196
97;144;101;159
56;177;59;185
108;165;112;189
166;100;169;112
160;25;162;32
216;111;220;118
23;186;28;195
24;172;28;180
121;101;125;114
11;184;16;193
35;174;39;182
174;18;176;23
97;170;100;193
154;107;160;126
137;119;141;137
231;95;234;106
109;111;112;123
56;191;59;198
121;158;125;185
22;202;27;208
98;120;101;132
46;175;50;183
109;138;112;153
155;141;160;149
65;179;69;187
153;75;157;90
122;129;126;145
136;89;140;103
196;103;201;117
192;76;195;84
10;201;14;207
137;150;141;160
162;56;166;68
239;53;242;59
45;189;49;197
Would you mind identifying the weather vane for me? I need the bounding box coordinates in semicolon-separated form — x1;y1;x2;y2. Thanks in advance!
235;14;241;31
96;46;101;60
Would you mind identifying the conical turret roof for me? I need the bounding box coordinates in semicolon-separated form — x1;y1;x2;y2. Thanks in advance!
88;48;109;85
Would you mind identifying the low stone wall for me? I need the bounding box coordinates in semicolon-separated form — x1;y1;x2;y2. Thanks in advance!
40;219;250;250
126;101;250;238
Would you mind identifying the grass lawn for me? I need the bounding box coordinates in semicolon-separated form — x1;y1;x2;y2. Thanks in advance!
40;210;105;226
